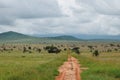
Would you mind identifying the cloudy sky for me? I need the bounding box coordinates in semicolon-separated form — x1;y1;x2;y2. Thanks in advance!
0;0;120;36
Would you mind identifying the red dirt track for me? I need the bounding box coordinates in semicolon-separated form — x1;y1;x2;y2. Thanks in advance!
55;57;81;80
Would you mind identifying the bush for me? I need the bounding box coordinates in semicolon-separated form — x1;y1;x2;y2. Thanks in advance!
72;47;80;54
93;50;99;57
44;45;61;54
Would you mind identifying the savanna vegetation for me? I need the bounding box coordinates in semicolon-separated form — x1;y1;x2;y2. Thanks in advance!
0;41;120;80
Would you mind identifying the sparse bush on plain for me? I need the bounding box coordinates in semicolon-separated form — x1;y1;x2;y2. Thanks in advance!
72;47;80;54
93;50;99;56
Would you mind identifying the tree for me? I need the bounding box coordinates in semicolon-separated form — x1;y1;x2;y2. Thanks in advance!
88;45;93;49
23;47;27;53
72;47;80;54
44;45;61;54
93;50;99;56
37;48;41;53
28;46;32;50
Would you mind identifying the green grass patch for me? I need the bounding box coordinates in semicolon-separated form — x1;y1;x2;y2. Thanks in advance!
0;53;67;80
73;53;120;80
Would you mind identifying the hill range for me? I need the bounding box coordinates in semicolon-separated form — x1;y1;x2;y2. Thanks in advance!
0;31;81;43
0;31;120;43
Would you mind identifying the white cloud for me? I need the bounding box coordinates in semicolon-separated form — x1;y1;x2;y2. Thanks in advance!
0;0;62;25
0;0;120;36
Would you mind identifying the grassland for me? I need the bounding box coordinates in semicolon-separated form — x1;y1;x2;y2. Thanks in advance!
74;52;120;80
0;52;67;80
0;52;120;80
0;42;120;80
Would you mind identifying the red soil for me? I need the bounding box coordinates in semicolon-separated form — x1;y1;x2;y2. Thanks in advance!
55;57;81;80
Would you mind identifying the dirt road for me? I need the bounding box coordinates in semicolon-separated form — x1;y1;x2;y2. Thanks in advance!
55;57;81;80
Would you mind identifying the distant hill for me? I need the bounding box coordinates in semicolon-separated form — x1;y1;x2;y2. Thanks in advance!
47;35;80;40
0;31;80;43
0;31;34;40
0;31;120;43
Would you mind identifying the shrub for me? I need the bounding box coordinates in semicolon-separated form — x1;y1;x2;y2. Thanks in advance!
93;50;99;57
72;47;80;54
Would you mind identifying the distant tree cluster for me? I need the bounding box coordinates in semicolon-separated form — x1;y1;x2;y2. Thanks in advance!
71;47;80;54
44;45;61;54
23;46;41;53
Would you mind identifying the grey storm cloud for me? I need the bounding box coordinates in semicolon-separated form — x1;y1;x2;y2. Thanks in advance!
0;3;5;8
0;0;62;25
0;0;120;35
